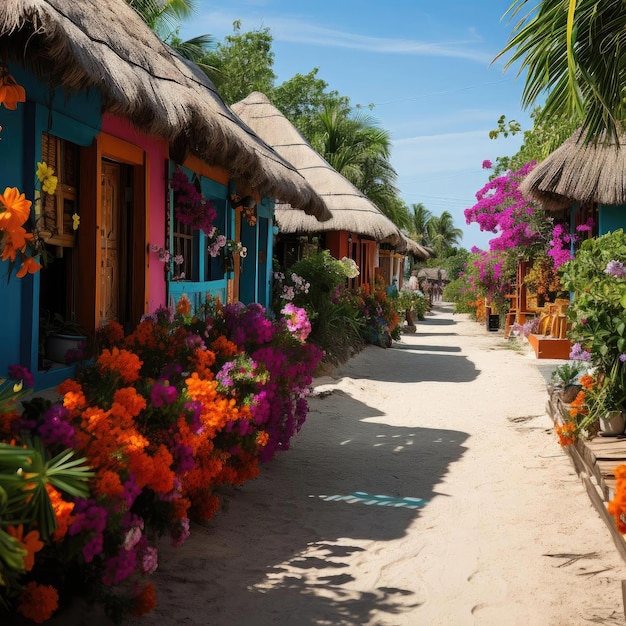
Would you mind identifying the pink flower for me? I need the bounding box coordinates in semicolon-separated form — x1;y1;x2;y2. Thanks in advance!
140;546;158;574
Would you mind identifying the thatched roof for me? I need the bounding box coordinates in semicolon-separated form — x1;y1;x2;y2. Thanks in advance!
231;92;402;243
417;268;448;282
520;128;626;210
0;0;330;220
395;233;429;260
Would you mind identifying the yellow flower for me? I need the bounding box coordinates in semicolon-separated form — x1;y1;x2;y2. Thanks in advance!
36;161;54;183
72;213;80;230
42;174;58;195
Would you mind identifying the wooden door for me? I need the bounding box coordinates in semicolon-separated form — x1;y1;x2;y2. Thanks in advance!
100;161;121;323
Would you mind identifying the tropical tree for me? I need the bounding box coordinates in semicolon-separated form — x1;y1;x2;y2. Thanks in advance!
497;0;626;144
427;211;463;257
310;104;401;222
200;22;276;104
489;107;579;176
409;203;432;246
127;0;215;66
272;69;350;141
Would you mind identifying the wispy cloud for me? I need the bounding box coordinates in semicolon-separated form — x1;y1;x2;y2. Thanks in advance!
192;12;495;64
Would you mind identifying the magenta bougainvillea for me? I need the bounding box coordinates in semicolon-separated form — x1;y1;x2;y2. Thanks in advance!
464;161;545;252
171;168;217;235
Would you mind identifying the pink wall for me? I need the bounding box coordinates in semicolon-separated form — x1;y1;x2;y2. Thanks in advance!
102;115;168;313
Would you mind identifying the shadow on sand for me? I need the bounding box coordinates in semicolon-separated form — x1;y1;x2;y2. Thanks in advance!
115;387;470;626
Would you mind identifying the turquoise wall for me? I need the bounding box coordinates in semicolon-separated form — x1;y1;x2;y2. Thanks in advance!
0;66;101;385
599;204;626;234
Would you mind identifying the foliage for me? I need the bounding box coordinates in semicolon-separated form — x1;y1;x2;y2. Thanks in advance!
200;22;276;105
396;289;429;321
355;277;401;347
170;168;217;235
559;231;626;429
438;247;471;282
0;299;321;622
272;68;350;141
523;255;567;306
273;250;364;365
550;361;587;387
464;161;549;255
427;210;463;257
489;108;579;176
443;276;477;315
467;249;517;314
309;104;401;222
409;203;432;246
497;0;624;145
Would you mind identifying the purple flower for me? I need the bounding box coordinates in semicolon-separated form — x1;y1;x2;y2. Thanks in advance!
38;405;76;448
140;545;159;574
604;260;626;278
7;364;34;388
171;517;190;547
620;354;626;363
150;381;178;407
570;342;592;362
481;159;493;169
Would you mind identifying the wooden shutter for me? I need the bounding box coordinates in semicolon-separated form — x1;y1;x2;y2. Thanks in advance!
39;132;78;247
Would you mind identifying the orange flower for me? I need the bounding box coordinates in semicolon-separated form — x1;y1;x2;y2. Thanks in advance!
176;294;192;317
1;226;34;260
46;485;76;542
112;387;147;420
210;335;239;357
555;422;577;446
579;374;595;390
0;186;31;230
18;582;59;623
131;583;157;617
6;524;44;571
16;255;42;278
96;469;124;498
256;431;269;447
0;68;26;110
98;347;143;383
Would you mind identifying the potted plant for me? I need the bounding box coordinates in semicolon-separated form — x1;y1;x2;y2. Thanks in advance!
40;311;87;364
550;361;587;404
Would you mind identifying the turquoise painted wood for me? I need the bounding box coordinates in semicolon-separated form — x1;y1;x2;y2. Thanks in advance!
166;164;230;311
599;204;626;234
0;67;101;387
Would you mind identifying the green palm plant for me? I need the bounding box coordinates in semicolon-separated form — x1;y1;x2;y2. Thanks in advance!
410;203;432;246
0;384;93;588
427;211;463;257
497;0;626;144
0;438;93;571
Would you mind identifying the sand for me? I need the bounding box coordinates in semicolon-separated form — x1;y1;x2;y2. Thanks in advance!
66;303;626;625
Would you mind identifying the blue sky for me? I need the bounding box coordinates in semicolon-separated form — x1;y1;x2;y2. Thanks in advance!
183;1;533;251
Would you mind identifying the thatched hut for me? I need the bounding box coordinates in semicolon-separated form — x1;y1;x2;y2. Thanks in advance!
0;0;329;220
0;0;330;386
231;91;404;287
520;128;626;235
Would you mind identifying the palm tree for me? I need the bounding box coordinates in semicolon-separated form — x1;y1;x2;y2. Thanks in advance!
427;211;462;257
497;0;626;144
311;105;403;224
127;0;215;67
409;203;432;246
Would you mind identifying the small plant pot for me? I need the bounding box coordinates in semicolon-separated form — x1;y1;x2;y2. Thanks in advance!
599;411;626;437
561;384;582;404
46;333;87;364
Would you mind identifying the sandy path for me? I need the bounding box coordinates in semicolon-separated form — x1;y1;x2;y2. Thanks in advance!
114;303;626;625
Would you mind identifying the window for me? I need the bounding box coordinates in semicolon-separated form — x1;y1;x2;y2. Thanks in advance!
40;132;79;247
